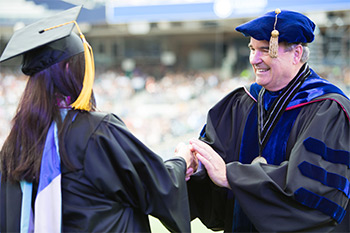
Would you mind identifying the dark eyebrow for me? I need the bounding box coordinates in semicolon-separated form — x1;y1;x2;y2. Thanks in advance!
248;43;269;50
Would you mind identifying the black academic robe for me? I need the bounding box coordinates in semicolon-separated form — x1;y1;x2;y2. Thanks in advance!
1;111;191;233
188;70;350;232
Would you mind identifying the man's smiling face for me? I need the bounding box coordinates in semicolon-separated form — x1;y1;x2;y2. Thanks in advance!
248;38;297;91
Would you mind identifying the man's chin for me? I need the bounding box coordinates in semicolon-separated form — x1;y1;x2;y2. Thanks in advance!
255;76;267;86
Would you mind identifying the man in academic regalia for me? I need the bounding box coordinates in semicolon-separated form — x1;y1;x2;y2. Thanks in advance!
187;9;350;232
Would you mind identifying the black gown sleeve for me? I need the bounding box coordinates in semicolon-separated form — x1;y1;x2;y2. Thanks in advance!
187;88;250;231
187;173;232;231
0;176;22;233
82;113;191;232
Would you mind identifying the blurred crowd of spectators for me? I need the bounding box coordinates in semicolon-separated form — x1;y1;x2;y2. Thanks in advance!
0;67;349;159
92;69;251;158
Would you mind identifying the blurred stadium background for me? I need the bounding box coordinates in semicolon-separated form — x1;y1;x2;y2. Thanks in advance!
0;0;350;232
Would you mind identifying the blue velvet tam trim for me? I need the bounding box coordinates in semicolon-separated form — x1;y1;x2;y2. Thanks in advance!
298;161;350;198
303;137;350;168
294;187;346;223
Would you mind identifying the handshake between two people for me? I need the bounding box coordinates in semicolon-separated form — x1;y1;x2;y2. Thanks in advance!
175;138;231;189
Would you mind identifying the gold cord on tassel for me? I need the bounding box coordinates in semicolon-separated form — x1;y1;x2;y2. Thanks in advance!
41;21;95;111
269;8;281;58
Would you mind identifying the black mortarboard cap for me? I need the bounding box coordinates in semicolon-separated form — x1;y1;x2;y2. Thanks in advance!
0;5;84;75
0;5;95;111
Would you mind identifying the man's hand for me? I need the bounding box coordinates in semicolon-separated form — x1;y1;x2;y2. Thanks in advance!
189;139;231;189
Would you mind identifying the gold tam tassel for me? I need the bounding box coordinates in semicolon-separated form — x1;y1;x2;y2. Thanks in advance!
269;29;279;58
269;8;281;58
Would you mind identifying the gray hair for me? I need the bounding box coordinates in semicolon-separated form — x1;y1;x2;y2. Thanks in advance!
283;43;310;63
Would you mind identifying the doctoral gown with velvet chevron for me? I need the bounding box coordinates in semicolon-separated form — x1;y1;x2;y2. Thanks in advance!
1;111;190;233
188;68;350;232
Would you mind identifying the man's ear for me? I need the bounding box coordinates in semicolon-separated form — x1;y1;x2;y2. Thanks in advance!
293;44;303;64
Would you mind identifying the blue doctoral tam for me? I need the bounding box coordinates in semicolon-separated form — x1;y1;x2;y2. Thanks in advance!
235;10;316;44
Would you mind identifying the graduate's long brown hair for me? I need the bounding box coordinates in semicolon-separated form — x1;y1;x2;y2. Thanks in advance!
0;53;95;182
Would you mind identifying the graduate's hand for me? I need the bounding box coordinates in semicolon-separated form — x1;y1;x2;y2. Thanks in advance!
189;138;231;189
175;142;198;181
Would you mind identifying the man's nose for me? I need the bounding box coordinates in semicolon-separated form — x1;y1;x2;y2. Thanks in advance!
250;51;262;65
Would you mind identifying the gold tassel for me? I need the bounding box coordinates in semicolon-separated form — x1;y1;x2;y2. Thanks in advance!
70;22;95;111
269;29;279;58
42;21;95;111
269;9;281;58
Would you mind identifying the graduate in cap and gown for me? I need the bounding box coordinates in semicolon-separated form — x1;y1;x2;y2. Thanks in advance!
0;6;196;233
187;9;350;232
